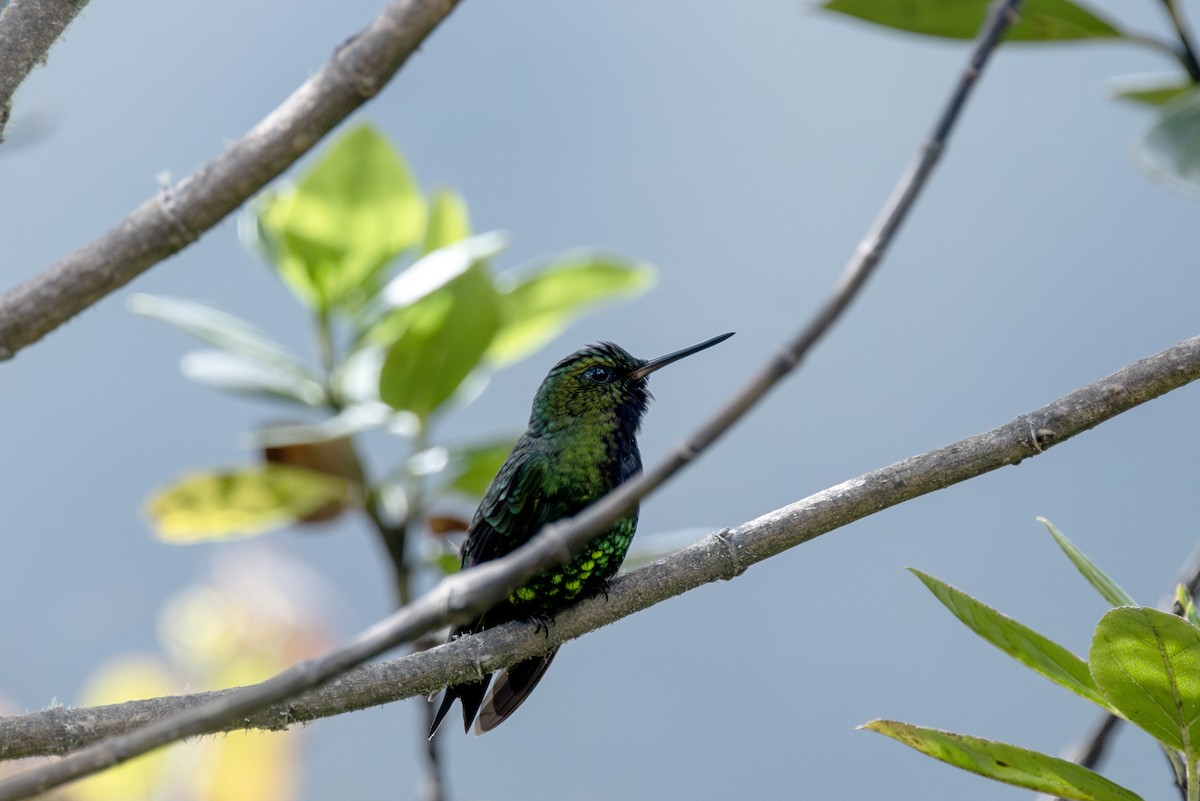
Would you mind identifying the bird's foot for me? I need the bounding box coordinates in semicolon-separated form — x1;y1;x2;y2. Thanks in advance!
530;615;555;639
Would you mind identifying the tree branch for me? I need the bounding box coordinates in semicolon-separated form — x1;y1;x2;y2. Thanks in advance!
4;333;1200;770
0;0;461;362
0;0;90;143
0;2;1027;797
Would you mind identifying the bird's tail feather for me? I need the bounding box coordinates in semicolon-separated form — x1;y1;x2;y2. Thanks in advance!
428;677;490;738
475;649;559;734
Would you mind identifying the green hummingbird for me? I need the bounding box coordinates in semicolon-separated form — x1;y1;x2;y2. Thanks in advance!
429;331;734;736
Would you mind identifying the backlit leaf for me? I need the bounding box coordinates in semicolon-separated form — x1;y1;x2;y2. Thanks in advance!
821;0;1123;42
422;188;472;254
250;123;426;310
377;253;503;419
863;720;1143;801
910;569;1110;709
488;254;655;366
1039;517;1136;607
1090;606;1200;753
144;465;355;543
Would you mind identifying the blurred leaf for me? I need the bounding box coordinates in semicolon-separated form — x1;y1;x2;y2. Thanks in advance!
206;730;299;801
1110;74;1196;107
863;720;1143;801
428;515;470;536
1178;585;1200;628
262;435;363;523
144;465;355;543
254;403;396;447
128;294;314;378
1090;606;1200;753
422;188;472;254
488;254;655;366
431;552;461;575
378;260;502;419
180;350;327;406
75;657;177;801
250;123;426;310
1138;90;1200;193
910;569;1111;709
443;438;517;498
1039;517;1137;607
821;0;1123;41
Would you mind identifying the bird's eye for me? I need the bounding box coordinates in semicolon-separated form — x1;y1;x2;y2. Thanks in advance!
583;365;613;384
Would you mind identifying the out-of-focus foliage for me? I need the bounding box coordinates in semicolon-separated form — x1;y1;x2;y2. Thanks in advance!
822;0;1200;194
47;548;334;801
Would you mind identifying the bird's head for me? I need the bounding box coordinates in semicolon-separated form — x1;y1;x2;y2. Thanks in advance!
528;333;734;437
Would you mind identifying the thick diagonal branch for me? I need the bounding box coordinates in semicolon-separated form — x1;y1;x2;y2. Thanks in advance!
0;0;461;361
0;0;89;142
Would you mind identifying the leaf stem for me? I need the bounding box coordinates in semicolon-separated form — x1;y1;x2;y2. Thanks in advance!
1160;0;1200;83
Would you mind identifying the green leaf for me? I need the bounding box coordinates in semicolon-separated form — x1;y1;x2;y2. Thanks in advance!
1110;75;1197;108
180;350;327;406
144;465;355;543
430;552;462;576
910;569;1111;709
422;189;472;254
377;244;503;419
128;294;315;379
863;720;1143;801
443;438;518;498
488;254;655;367
1090;606;1200;753
1177;585;1200;629
821;0;1123;42
250;123;427;310
1039;517;1137;606
1138;90;1200;193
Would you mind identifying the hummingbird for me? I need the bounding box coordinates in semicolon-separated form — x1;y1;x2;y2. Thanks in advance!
429;331;734;736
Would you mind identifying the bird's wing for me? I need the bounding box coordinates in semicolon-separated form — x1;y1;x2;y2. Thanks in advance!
461;440;558;568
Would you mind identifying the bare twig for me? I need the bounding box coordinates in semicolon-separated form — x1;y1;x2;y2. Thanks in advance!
4;332;1200;785
0;0;89;143
0;0;461;362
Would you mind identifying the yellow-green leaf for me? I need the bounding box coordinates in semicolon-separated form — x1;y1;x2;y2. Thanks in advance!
378;260;502;419
250;123;426;310
422;188;472;254
910;569;1111;709
1090;607;1200;754
144;465;355;543
1039;517;1137;607
488;254;655;367
864;720;1143;801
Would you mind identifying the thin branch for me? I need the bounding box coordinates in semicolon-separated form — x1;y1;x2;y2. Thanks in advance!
4;333;1200;771
1160;0;1200;82
0;2;1026;797
0;0;461;362
0;0;90;143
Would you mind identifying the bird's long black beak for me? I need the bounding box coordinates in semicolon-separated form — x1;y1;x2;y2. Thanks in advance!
630;332;734;380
